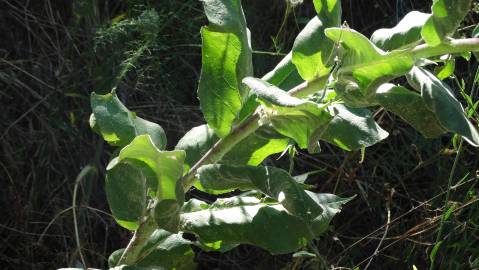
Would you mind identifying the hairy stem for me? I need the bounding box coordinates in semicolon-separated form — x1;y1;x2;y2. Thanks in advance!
117;216;157;266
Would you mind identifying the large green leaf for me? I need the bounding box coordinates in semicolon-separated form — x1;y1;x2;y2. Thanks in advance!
90;92;166;149
421;0;472;46
197;164;323;220
110;135;186;231
292;0;341;81
325;28;414;92
179;194;350;254
310;104;389;152
198;0;253;137
371;11;431;51
407;67;479;146
108;230;195;270
375;83;446;138
105;158;148;230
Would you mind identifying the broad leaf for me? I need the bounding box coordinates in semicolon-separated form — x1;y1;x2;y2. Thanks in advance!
292;0;341;81
180;194;350;254
309;104;389;152
375;84;446;138
243;77;329;148
109;230;195;270
325;28;414;92
197;164;323;220
407;67;479;146
262;52;304;91
113;135;186;231
333;79;377;108
105;158;148;230
175;124;288;171
421;0;472;46
90;92;166;149
198;0;253;137
371;11;431;51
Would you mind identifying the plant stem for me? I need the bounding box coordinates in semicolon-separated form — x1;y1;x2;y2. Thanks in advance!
429;139;463;270
117;215;157;266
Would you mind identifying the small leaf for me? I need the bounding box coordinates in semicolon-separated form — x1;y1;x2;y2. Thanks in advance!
325;28;414;92
375;83;446;138
407;67;479;146
421;0;472;46
371;11;431;51
180;194;350;254
434;58;455;80
90;92;166;149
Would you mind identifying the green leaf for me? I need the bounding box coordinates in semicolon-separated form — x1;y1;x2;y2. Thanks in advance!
198;29;243;137
109;230;195;270
375;84;446;138
333;79;378;108
325;28;414;92
197;164;323;220
119;135;185;202
105;158;148;230
242;77;329;149
175;124;288;170
407;67;479;146
90;92;166;149
371;11;431;51
310;104;389;151
292;0;340;81
434;58;455;80
198;0;253;137
262;52;304;91
180;194;350;254
421;0;472;46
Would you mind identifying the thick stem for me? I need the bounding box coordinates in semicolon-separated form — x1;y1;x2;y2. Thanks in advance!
116;215;156;266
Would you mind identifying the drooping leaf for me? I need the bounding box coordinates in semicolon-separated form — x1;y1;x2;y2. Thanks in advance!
371;11;431;51
325;28;414;92
421;0;472;46
407;67;479;146
90;92;166;149
198;0;253;137
108;230;195;270
197;164;323;220
175;125;218;172
375;83;446;138
180;194;350;254
105;158;148;230
333;79;378;108
309;104;389;152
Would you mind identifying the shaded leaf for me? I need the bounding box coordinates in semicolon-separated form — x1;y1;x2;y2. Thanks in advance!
262;52;304;91
180;194;350;254
90;92;166;149
375;83;446;138
421;0;472;46
407;67;479;146
371;11;431;51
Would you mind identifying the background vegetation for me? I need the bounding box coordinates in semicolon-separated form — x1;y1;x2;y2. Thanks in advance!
1;0;478;269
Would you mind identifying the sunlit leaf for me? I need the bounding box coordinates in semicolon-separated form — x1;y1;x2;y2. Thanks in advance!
90;92;166;149
371;11;431;51
421;0;472;46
